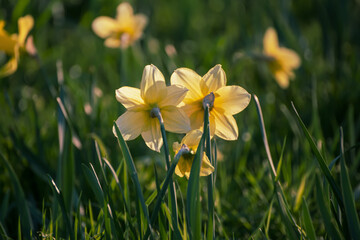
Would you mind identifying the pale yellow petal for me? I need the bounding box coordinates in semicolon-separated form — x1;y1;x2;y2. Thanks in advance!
162;106;191;133
274;70;290;89
113;111;147;141
181;130;202;148
172;142;182;154
209;113;216;138
158;85;188;107
92;16;118;39
171;68;203;102
0;55;18;78
141;118;163;152
182;100;202;117
201;64;227;95
133;14;147;39
140;64;166;100
277;47;301;69
200;155;214;176
116;2;134;20
189;110;204;131
104;38;122;48
175;164;185;177
212;109;238;140
17;15;34;47
263;27;279;54
115;86;145;109
143;82;167;105
214;86;251;115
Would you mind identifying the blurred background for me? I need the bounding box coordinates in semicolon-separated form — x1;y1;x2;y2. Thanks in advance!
0;0;359;238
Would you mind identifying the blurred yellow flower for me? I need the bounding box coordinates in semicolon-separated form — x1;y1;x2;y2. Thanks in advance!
0;15;34;78
173;130;214;179
92;2;147;49
263;27;301;88
113;64;191;152
171;64;251;141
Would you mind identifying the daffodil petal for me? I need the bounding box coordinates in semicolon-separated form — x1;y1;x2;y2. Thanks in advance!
274;70;290;89
104;38;122;48
133;14;147;39
115;86;145;109
201;64;227;94
171;68;203;102
263;27;278;54
0;31;17;54
172;142;182;153
141;118;163;152
278;48;301;69
158;85;188;107
92;17;118;39
212;109;238;140
140;64;166;100
181;130;202;147
189;110;204;131
214;86;251;115
200;154;214;176
113;111;146;141
116;2;134;20
175;164;185;177
0;55;18;78
162;106;191;133
17;15;34;47
182;100;202;117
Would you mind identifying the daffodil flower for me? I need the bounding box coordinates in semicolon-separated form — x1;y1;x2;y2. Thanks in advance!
171;64;251;141
113;64;191;152
173;130;214;179
263;27;301;88
0;15;34;78
92;2;147;49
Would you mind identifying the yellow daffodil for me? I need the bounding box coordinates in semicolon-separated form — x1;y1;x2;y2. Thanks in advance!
113;64;191;152
171;64;251;141
0;15;34;78
92;2;147;49
173;130;214;179
263;27;301;88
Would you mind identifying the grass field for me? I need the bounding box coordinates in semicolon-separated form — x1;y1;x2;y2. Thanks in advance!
1;0;360;239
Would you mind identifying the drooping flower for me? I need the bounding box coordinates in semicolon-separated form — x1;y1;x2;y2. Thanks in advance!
92;2;147;49
171;64;251;141
263;27;301;89
113;64;191;152
0;15;34;78
173;130;214;179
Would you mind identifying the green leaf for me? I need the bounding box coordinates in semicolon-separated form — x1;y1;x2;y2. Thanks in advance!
186;105;208;239
81;163;105;205
301;197;316;240
0;152;32;239
292;102;344;209
275;136;287;182
339;128;360;239
113;122;152;236
315;175;343;240
47;175;74;240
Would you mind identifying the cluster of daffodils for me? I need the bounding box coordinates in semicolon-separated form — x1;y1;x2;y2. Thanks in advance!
114;64;251;178
0;15;34;78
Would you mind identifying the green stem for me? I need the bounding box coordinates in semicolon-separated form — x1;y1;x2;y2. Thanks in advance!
205;105;215;240
154;110;181;239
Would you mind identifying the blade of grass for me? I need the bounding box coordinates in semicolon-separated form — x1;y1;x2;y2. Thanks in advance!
339;127;360;238
113;122;153;237
314;175;343;240
301;197;317;240
292;102;344;209
254;95;300;238
0;152;32;239
47;175;74;240
186;105;208;239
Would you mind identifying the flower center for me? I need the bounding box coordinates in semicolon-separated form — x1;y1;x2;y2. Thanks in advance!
202;92;215;110
150;107;161;118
